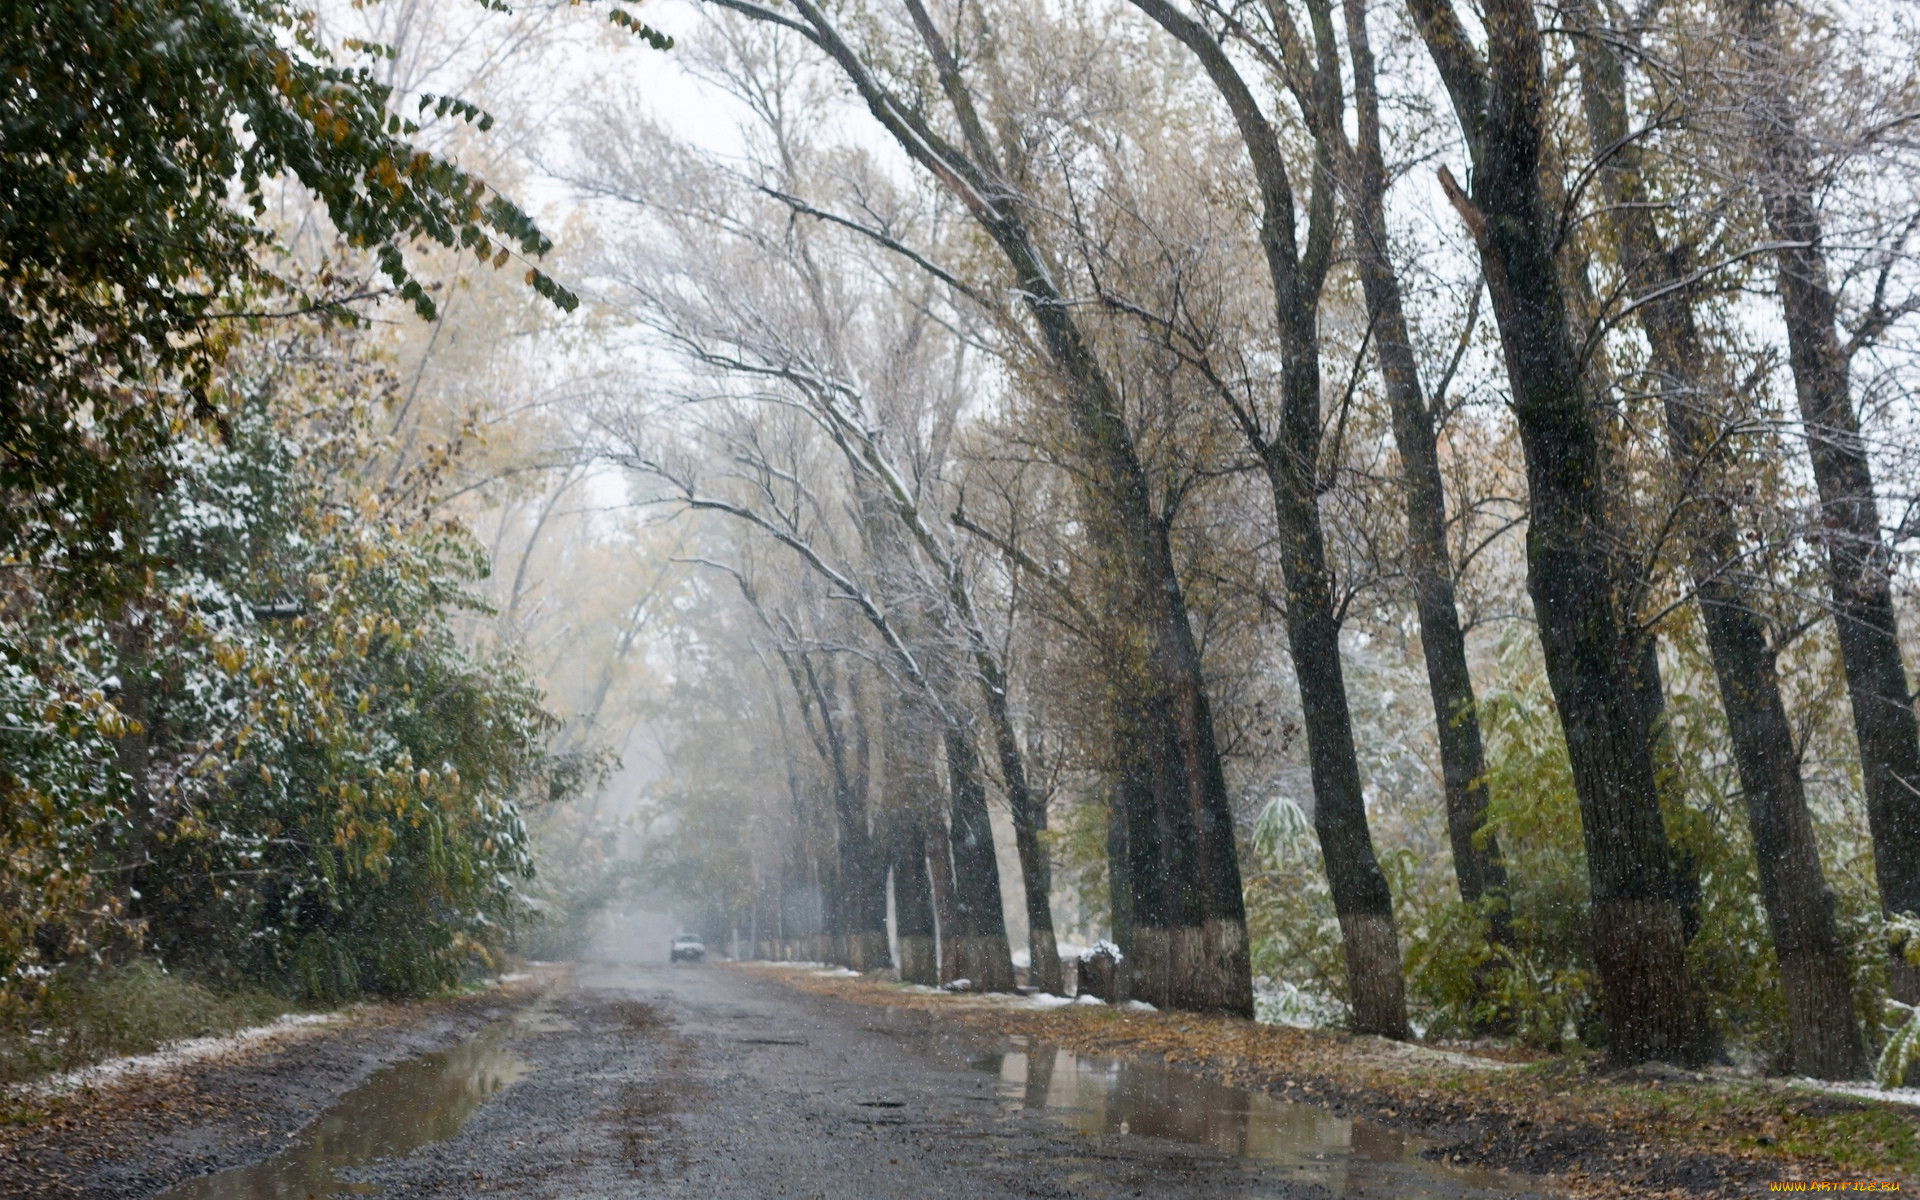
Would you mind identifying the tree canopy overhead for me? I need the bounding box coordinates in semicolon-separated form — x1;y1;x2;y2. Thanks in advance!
0;0;574;587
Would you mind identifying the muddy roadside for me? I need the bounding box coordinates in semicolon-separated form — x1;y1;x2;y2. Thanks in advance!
0;967;562;1199
760;966;1920;1200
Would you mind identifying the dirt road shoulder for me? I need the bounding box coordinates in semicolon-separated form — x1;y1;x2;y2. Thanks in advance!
0;967;561;1200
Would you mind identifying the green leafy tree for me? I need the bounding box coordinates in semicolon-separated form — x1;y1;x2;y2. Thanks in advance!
0;0;575;592
122;325;561;999
0;315;573;1004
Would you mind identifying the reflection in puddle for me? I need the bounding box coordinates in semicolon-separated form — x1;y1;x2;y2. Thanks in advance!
985;1039;1542;1199
160;1026;529;1200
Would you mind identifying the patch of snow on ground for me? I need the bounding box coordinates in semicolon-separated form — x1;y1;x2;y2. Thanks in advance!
1788;1078;1920;1109
1075;993;1106;1006
1370;1037;1519;1072
1122;999;1157;1012
1018;993;1075;1009
1254;981;1343;1029
813;966;860;978
16;1012;340;1097
493;972;532;985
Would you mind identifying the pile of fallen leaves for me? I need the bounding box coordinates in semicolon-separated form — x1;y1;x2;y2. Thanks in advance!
754;966;1919;1200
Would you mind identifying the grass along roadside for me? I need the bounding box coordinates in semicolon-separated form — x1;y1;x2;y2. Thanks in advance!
1;957;553;1103
0;963;559;1139
749;964;1919;1200
0;961;299;1088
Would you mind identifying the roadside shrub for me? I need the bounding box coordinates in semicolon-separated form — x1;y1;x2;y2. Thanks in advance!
1245;796;1348;1019
0;319;566;1010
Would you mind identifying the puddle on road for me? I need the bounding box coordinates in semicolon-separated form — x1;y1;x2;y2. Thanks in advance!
984;1038;1544;1199
159;1024;529;1200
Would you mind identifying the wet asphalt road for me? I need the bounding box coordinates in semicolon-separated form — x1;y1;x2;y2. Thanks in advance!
335;959;1532;1200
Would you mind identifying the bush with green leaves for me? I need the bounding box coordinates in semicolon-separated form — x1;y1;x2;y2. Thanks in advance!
0;320;569;1008
1246;795;1349;1015
0;0;592;1015
133;328;562;1000
1382;622;1880;1062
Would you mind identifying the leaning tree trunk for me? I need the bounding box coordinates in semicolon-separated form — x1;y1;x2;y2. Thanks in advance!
1570;3;1865;1077
1261;260;1411;1039
969;635;1062;993
924;816;961;983
1147;517;1255;1017
1738;0;1920;1007
1129;0;1394;1031
740;0;1248;1015
943;724;1017;991
1342;0;1510;947
885;698;942;986
1266;434;1411;1038
1098;600;1219;1011
1017;243;1245;1015
1409;0;1710;1065
1111;722;1171;1005
891;814;940;986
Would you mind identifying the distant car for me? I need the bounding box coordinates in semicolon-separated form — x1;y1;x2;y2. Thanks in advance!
670;934;705;963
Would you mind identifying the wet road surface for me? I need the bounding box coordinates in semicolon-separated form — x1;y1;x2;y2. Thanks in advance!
162;958;1549;1200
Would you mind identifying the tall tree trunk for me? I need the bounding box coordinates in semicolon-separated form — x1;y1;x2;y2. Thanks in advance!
1024;254;1245;1015
109;609;154;910
1342;0;1510;946
1569;2;1866;1077
885;698;941;986
1155;523;1256;1017
752;0;1250;1014
1134;517;1247;1015
971;664;1060;992
924;816;961;983
1408;0;1710;1064
988;242;1244;1012
1268;448;1411;1038
1267;286;1410;1039
840;823;889;972
1105;775;1134;963
816;846;842;966
891;814;940;986
1130;0;1397;1032
1736;0;1920;1007
943;724;1017;991
1106;755;1167;1004
1109;686;1184;1007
